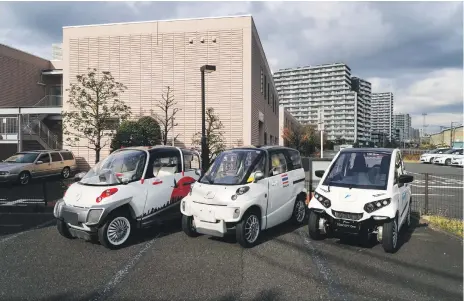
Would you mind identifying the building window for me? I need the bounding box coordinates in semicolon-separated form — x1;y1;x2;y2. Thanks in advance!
264;75;267;100
267;83;270;104
260;68;264;95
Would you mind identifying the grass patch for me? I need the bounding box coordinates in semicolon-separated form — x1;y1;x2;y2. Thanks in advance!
422;215;464;238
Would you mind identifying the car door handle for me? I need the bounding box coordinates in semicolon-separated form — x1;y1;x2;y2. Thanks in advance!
271;181;277;186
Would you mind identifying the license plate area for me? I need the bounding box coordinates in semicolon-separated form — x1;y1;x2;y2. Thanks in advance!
62;210;79;225
195;207;216;223
334;219;359;233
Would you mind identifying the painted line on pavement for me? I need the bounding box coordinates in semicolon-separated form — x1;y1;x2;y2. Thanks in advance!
0;219;55;244
298;230;349;301
412;194;455;197
89;234;160;301
412;185;463;189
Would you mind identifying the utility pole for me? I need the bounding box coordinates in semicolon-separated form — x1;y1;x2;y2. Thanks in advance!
421;113;428;146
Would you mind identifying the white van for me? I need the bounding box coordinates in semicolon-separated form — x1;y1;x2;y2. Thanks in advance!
180;146;308;248
307;148;414;253
54;146;201;249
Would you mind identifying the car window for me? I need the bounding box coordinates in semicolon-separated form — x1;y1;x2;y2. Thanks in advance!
146;150;181;179
269;151;288;176
50;152;63;162
60;152;74;160
38;153;50;163
183;152;200;171
287;149;302;170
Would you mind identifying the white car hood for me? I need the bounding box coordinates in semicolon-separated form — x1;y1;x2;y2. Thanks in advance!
316;186;389;213
64;182;117;208
188;182;259;206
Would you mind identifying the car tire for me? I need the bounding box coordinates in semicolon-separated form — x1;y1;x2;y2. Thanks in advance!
98;211;133;250
291;196;307;225
236;210;261;248
429;157;434;164
61;167;71;179
308;211;324;240
445;159;451;166
182;215;200;237
18;171;30;185
382;216;399;253
57;219;74;239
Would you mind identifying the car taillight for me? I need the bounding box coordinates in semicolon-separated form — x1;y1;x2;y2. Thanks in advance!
96;188;118;203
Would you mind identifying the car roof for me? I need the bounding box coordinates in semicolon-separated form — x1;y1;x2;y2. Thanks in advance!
228;145;300;153
117;145;198;153
339;147;395;154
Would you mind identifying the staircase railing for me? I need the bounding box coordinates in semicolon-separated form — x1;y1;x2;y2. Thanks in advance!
33;95;63;107
22;117;62;150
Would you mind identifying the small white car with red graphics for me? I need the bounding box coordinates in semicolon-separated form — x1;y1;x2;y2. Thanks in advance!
180;146;308;248
54;146;201;249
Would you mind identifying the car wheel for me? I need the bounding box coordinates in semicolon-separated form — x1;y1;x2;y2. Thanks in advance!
61;167;71;179
445;159;451;166
182;215;200;237
18;171;30;185
98;212;132;250
429;157;434;163
308;211;324;240
57;219;74;239
236;210;261;248
382;216;399;253
291;196;307;225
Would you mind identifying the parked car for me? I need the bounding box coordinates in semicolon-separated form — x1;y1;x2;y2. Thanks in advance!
451;157;464;168
420;148;450;163
53;146;201;249
307;148;414;253
433;149;463;165
180;146;308;248
0;149;77;185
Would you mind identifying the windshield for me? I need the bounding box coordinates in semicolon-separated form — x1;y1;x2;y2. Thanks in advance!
80;149;147;186
322;151;392;190
444;149;459;154
199;149;265;185
3;153;38;163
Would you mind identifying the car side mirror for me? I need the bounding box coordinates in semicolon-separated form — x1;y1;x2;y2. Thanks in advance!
315;170;325;178
398;174;413;184
253;171;264;183
36;161;43;165
195;169;202;176
74;172;86;180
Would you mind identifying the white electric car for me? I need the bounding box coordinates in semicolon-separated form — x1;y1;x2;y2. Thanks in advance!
180;146;308;248
307;148;414;253
54;146;201;249
433;149;463;166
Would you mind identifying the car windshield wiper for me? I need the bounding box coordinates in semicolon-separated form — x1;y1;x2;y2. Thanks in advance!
203;174;213;184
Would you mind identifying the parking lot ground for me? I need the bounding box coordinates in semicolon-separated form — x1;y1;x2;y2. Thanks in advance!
0;216;462;301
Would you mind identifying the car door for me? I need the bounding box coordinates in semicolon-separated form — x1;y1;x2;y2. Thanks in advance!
33;153;52;177
49;152;64;175
141;149;183;225
266;150;294;229
395;152;409;226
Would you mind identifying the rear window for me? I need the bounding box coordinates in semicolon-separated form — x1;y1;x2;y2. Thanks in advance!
60;152;74;160
288;149;302;169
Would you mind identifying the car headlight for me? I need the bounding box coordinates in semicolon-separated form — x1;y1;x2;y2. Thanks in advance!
53;199;64;218
0;171;9;175
231;186;250;200
314;191;331;208
364;198;391;213
86;209;103;224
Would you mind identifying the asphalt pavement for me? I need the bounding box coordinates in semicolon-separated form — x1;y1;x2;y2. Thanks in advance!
0;215;462;301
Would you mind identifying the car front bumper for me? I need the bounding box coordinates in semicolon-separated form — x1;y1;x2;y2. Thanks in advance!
54;199;106;232
0;174;18;183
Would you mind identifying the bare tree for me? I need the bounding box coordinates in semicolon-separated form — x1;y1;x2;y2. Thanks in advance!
152;86;180;145
62;68;131;163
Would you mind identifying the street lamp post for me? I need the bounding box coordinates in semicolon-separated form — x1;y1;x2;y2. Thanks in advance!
200;64;216;171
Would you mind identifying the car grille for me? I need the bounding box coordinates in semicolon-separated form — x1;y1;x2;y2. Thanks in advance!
332;210;363;221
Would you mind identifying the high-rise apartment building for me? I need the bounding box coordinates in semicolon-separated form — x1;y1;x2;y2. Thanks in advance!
372;92;394;141
273;63;371;144
393;113;412;142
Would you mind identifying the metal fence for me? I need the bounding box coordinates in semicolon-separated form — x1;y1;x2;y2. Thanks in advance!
409;172;463;220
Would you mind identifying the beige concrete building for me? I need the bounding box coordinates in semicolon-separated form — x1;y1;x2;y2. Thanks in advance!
429;126;463;148
62;15;279;166
279;106;300;146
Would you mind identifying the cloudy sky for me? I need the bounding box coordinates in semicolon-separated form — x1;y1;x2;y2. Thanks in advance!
1;1;462;133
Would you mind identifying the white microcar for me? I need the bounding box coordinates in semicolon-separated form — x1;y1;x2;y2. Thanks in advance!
54;146;201;249
180;146;308;248
307;148;414;253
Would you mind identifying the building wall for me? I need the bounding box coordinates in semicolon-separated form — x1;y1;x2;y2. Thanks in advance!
371;92;394;140
63;15;277;167
279;106;300;146
0;44;51;107
429;126;463;147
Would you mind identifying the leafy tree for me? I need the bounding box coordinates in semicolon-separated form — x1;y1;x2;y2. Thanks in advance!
62;68;131;163
152;86;180;145
281;125;318;156
192;107;226;166
110;116;161;151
